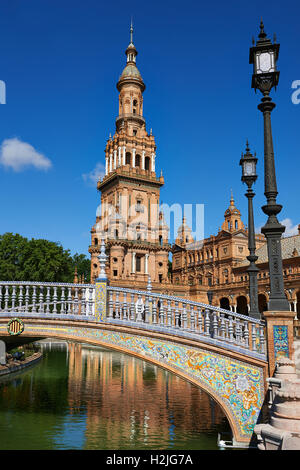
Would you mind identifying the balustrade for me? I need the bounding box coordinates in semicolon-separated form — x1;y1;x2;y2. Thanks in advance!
106;285;266;358
0;282;95;317
0;281;266;359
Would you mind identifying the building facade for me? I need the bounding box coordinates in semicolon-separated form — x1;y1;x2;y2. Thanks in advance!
172;196;300;317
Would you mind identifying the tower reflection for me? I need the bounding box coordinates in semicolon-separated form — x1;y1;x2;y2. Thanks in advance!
67;343;230;449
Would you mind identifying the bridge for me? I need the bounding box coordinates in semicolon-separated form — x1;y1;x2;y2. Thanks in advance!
0;242;296;448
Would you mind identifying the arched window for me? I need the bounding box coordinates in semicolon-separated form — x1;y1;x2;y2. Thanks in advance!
145;156;150;171
135;154;141;167
125;152;131;165
235;220;238;230
94;238;98;245
133;99;138;114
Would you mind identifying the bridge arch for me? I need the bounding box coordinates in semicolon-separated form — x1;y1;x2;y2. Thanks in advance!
0;317;267;447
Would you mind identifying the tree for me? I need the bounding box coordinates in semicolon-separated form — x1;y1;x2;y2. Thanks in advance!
0;233;90;283
0;233;28;280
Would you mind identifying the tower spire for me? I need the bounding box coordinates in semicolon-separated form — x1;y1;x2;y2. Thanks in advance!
130;18;133;44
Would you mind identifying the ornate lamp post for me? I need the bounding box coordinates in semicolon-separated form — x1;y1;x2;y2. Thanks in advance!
249;20;289;311
240;141;260;319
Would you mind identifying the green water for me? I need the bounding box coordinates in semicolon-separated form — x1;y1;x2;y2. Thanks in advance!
0;342;230;450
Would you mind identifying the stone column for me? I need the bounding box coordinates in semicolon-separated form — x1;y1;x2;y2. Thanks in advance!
109;153;113;172
145;254;149;275
113;150;117;169
263;310;295;377
293;301;297;319
118;146;121;167
142;151;145;170
132;148;136;168
151;153;155;172
122;146;126;166
132;252;136;273
105;156;108;176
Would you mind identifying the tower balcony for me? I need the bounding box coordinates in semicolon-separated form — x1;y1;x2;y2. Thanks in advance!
98;166;164;190
116;113;145;128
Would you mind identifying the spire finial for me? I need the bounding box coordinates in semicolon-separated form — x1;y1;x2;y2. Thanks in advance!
230;189;234;205
259;17;267;39
246;139;250;152
130;18;133;44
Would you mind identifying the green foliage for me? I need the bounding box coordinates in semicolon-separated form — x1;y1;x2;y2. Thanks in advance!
0;232;90;283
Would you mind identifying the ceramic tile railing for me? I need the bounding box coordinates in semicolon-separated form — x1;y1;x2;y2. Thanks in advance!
0;281;266;360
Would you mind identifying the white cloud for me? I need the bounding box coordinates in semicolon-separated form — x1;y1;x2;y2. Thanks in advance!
82;162;105;186
256;218;298;237
280;218;299;237
0;137;52;172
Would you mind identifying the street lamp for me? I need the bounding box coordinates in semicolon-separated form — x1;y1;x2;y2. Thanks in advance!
240;141;260;319
249;20;289;311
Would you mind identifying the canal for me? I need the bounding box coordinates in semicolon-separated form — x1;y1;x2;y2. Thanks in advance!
0;341;230;450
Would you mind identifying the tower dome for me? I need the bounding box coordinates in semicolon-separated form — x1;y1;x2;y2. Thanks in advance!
117;23;145;92
222;191;244;233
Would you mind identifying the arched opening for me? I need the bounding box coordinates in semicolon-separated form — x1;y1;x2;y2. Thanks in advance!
133;99;138;114
258;294;268;314
135;154;141;167
125;152;131;165
220;297;230;310
94;238;98;246
145;156;150;171
236;296;248;316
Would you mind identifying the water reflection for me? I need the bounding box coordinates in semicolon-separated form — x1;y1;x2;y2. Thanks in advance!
0;342;230;450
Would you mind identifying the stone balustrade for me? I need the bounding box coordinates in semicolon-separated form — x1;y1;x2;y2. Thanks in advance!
106;285;266;360
0;281;95;318
0;280;267;361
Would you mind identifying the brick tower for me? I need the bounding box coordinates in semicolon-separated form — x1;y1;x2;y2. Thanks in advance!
89;24;170;288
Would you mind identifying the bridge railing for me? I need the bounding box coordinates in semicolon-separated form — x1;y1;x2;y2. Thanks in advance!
106;285;266;360
0;280;266;360
0;281;95;317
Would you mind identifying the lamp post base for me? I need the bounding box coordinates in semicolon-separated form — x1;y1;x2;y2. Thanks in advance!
261;219;290;312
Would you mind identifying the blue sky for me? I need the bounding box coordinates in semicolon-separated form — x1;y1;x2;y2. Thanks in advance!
0;0;299;256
